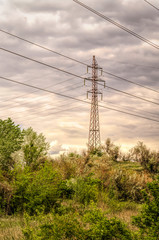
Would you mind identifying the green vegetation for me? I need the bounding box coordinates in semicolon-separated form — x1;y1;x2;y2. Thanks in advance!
0;118;23;172
133;176;159;239
0;118;159;239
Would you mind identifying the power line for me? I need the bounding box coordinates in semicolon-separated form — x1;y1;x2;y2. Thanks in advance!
102;70;159;94
73;0;159;50
0;47;85;80
106;86;159;103
103;85;159;106
102;99;159;118
1;29;159;94
0;29;86;66
1;91;85;120
4;92;158;125
144;0;159;11
2;76;158;122
0;83;84;114
13;102;87;125
0;29;87;66
0;45;159;105
0;75;159;124
98;57;159;70
0;74;86;105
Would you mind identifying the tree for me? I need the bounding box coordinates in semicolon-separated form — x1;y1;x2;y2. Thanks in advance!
130;142;159;173
104;138;120;161
0;118;23;171
22;127;49;167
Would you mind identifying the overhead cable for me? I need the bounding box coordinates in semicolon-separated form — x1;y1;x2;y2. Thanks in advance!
73;0;159;50
0;75;159;123
0;46;159;105
144;0;159;11
1;29;159;93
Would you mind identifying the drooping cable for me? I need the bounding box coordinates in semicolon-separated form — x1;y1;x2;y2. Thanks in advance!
144;0;159;11
73;0;159;50
0;75;159;123
1;29;159;93
1;47;159;106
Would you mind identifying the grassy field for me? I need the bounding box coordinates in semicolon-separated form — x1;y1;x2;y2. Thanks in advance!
0;155;154;239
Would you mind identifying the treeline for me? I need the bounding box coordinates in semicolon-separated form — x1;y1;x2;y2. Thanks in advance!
0;118;159;239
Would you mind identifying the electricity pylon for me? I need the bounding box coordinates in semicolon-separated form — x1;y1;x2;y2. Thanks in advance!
86;56;105;150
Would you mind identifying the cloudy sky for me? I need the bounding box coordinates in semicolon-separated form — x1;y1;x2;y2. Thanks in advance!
0;0;159;155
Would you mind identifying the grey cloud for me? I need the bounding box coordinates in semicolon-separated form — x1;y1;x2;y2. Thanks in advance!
0;0;158;152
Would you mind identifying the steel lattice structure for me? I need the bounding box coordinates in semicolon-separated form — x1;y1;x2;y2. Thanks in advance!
87;56;105;150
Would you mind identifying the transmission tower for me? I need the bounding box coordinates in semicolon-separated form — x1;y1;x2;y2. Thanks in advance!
86;56;105;150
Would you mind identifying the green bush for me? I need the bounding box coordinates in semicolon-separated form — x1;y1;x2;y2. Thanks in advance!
104;138;120;161
108;170;145;202
0;181;13;214
23;205;133;240
23;212;85;240
130;142;159;173
83;206;133;240
132;176;159;239
11;163;62;215
67;175;101;204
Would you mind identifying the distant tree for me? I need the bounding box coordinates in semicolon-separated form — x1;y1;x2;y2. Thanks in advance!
130;142;150;163
0;118;23;171
104;138;120;161
22;127;49;167
130;142;159;173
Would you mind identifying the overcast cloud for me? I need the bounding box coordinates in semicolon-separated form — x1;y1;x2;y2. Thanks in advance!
0;0;159;154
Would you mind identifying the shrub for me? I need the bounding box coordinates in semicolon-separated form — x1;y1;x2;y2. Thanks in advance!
23;212;85;240
0;181;13;214
132;176;159;239
11;163;62;215
103;138;120;161
130;142;159;173
83;206;133;240
67;175;101;204
23;205;133;240
108;170;147;202
89;147;103;157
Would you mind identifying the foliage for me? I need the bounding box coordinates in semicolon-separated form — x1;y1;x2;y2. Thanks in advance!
0;180;13;214
108;169;147;202
133;176;159;239
83;205;133;240
57;155;77;179
11;163;62;215
0;128;158;240
130;142;159;173
104;138;120;161
22;205;134;240
89;147;103;157
22;127;49;167
23;212;85;240
67;175;101;204
0;118;23;171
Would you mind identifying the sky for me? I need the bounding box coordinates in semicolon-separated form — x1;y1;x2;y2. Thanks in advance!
0;0;159;155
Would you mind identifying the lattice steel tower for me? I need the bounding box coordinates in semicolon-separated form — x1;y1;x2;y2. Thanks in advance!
87;56;105;150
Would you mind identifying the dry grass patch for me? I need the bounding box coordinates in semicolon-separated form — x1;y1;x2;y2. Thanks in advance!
0;216;24;240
